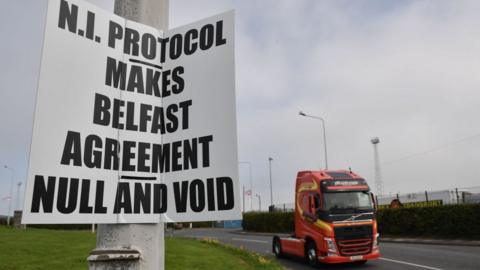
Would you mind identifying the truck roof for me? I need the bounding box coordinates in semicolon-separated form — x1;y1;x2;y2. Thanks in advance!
297;170;362;180
296;170;370;191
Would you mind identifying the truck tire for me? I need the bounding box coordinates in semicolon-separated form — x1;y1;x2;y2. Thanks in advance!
305;241;318;267
272;236;283;258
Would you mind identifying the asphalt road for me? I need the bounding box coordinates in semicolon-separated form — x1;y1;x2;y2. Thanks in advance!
170;228;480;270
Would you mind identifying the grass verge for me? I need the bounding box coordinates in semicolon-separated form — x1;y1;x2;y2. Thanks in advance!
166;237;283;270
0;226;96;270
0;226;282;270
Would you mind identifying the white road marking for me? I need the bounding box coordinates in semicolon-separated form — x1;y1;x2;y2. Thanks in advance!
232;238;270;244
380;257;444;270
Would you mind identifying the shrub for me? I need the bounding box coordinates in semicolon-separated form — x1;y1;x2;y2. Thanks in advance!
243;204;480;239
377;204;480;239
243;212;294;233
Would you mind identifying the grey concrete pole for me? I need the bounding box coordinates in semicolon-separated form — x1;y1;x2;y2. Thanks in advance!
88;1;168;270
114;0;168;30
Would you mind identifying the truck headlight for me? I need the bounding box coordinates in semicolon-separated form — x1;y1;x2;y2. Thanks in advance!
373;233;380;249
324;237;337;253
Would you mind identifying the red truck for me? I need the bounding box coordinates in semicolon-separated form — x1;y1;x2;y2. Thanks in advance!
272;170;380;266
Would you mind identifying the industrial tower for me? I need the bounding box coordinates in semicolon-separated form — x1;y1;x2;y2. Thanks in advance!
371;137;384;196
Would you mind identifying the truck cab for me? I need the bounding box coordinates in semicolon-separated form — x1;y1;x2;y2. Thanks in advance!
273;170;380;266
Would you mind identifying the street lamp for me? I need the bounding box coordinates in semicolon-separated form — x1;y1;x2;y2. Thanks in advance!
239;161;253;211
3;165;15;226
268;157;273;207
299;111;329;169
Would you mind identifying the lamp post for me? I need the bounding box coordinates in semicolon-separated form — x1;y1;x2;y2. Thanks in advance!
239;161;253;211
268;157;273;207
3;165;14;226
299;111;329;169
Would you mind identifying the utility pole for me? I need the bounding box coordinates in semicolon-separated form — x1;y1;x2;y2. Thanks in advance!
371;137;384;196
88;1;168;270
268;157;273;207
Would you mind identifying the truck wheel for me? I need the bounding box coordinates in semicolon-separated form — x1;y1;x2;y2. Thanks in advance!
272;237;283;258
305;241;318;267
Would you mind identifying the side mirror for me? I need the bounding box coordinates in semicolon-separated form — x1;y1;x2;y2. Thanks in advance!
370;192;378;211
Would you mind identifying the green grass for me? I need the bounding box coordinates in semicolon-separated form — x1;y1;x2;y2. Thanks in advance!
166;237;282;270
0;226;282;270
0;226;96;270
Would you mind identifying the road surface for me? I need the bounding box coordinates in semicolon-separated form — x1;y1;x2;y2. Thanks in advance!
170;228;480;270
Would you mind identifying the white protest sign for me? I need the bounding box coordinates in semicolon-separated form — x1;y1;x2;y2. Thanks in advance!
22;0;240;224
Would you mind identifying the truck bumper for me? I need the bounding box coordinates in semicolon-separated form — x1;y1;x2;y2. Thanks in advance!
319;250;380;264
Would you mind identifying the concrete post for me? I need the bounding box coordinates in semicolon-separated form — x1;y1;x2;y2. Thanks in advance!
114;0;168;31
88;1;168;270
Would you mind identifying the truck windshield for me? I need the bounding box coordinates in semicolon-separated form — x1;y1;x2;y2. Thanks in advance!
323;191;373;214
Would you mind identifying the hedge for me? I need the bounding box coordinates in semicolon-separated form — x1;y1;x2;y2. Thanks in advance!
243;212;294;233
377;204;480;239
243;204;480;239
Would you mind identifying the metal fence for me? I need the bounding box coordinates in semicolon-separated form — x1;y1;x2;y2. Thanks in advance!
269;203;295;212
376;186;480;208
268;186;480;212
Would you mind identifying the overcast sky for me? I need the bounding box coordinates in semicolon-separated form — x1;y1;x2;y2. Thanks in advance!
1;0;480;215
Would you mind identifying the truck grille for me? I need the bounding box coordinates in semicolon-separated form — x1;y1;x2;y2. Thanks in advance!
334;225;373;256
337;238;372;256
